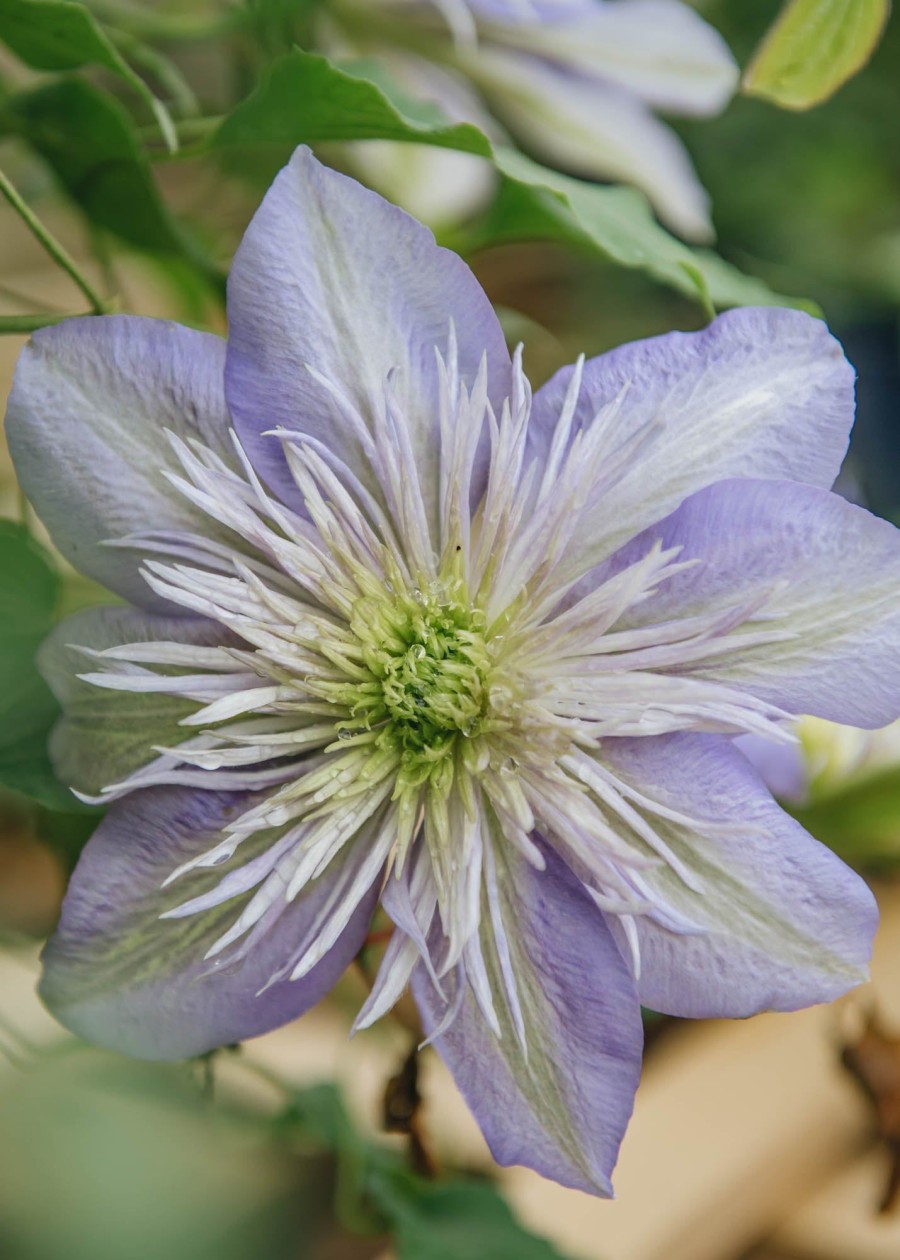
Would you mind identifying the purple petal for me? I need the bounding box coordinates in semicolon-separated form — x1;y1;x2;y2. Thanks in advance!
530;308;855;573
40;787;379;1058
601;733;878;1018
605;478;900;728
224;146;511;523
734;733;808;804
412;841;642;1195
5;317;234;610
38;605;229;796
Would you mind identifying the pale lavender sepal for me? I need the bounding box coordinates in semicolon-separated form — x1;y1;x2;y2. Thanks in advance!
38;605;232;797
600;733;878;1018
412;841;642;1195
5;316;234;611
39;787;379;1059
224;146;511;526
529;307;855;574
604;478;900;728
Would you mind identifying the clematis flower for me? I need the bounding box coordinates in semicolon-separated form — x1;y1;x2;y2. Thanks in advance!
8;148;900;1196
322;0;738;237
739;717;900;806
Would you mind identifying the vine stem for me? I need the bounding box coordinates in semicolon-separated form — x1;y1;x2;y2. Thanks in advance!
0;169;108;315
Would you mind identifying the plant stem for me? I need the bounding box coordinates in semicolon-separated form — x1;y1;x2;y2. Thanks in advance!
138;114;222;157
85;0;240;42
108;27;202;119
0;170;108;315
0;313;85;334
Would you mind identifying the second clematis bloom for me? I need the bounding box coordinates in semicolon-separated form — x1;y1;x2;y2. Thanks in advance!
322;0;738;237
8;149;900;1196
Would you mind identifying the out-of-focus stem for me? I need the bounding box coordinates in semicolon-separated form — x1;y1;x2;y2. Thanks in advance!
85;0;240;42
0;170;108;315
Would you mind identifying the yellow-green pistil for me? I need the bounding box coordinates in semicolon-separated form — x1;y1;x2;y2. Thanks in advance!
333;580;494;787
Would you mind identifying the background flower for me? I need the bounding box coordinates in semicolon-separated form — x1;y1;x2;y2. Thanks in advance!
321;0;738;236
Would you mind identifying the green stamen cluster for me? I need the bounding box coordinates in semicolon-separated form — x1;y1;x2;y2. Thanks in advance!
342;580;493;781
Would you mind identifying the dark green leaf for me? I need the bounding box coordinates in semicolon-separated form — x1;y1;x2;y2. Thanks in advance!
2;77;193;256
0;520;72;808
369;1168;570;1260
276;1082;360;1150
0;0;176;148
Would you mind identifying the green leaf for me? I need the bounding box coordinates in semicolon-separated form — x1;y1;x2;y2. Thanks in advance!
369;1169;569;1260
0;0;177;149
0;520;73;808
480;149;819;315
214;48;813;314
2;77;193;256
274;1082;360;1151
214;47;492;153
744;0;890;110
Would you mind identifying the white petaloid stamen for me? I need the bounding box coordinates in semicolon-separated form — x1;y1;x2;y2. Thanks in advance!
83;329;798;1043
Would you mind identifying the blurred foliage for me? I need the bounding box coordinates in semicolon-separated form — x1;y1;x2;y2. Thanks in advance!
792;766;900;873
0;522;72;810
0;1045;335;1260
450;147;817;317
688;0;900;318
0;0;177;146
0;524;100;905
0;1036;569;1260
0;0;818;322
274;1079;568;1259
4;77;188;254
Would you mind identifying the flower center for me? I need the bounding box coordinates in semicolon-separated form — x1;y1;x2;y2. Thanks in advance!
348;581;491;758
